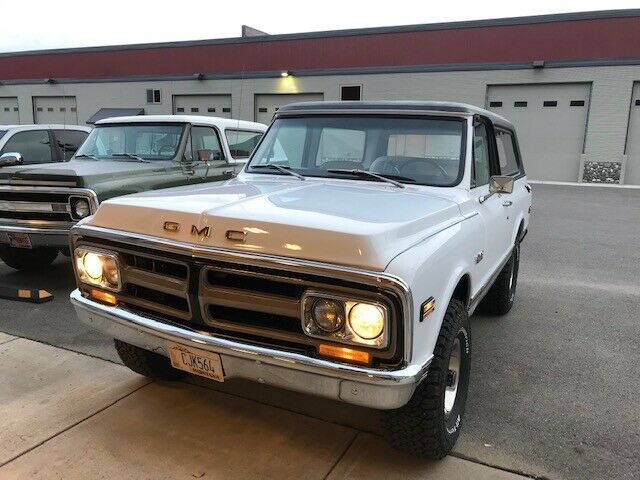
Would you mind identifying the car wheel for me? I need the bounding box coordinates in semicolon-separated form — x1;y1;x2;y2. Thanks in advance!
383;299;471;458
478;241;520;315
0;245;58;271
114;339;187;380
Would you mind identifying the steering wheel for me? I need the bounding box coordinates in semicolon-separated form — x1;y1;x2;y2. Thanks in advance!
398;157;449;178
157;145;175;156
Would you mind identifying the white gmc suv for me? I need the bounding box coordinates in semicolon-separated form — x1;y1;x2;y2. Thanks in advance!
69;101;531;458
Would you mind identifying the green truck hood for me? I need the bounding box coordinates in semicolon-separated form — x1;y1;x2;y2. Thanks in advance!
0;159;181;198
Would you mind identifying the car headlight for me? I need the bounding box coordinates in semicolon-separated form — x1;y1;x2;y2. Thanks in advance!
302;291;389;348
348;303;385;340
70;197;92;220
74;247;121;291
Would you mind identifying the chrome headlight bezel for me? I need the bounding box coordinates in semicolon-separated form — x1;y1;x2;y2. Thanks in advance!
301;290;389;349
74;247;122;292
69;196;92;220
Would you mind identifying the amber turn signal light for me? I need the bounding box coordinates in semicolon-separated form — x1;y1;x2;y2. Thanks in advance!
318;344;371;365
421;297;436;321
90;288;117;306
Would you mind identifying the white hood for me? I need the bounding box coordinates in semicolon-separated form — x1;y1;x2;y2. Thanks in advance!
87;177;463;271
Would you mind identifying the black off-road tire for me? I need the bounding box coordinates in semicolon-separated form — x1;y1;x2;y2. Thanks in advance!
0;245;58;271
114;339;187;380
383;299;471;458
479;242;520;316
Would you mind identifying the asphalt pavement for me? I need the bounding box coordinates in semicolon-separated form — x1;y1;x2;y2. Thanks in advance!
1;183;638;480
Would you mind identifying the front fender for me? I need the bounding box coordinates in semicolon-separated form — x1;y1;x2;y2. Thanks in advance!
385;219;479;368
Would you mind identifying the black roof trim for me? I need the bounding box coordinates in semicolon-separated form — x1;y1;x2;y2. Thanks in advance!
275;101;514;128
1;9;639;58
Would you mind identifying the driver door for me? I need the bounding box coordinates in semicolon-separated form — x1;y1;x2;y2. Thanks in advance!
182;125;234;183
468;118;512;292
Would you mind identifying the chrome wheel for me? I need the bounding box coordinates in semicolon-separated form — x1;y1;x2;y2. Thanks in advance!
444;338;461;415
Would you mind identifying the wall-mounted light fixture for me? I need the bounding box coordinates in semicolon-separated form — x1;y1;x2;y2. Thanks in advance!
532;60;545;69
194;72;205;80
280;70;292;78
45;78;56;84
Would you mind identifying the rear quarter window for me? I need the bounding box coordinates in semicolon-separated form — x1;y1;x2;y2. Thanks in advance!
495;130;521;176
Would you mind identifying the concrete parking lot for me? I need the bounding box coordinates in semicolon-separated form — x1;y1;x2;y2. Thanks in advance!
1;183;639;480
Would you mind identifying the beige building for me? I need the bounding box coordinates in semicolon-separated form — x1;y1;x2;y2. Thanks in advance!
2;10;640;184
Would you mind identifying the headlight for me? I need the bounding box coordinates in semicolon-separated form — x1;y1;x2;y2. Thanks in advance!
348;303;385;340
311;299;345;332
74;247;121;291
70;197;91;220
302;291;389;348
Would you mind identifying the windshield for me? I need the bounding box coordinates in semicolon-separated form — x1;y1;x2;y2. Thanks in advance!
75;123;186;161
247;116;466;186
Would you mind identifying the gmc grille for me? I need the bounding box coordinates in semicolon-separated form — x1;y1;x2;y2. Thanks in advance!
76;238;405;366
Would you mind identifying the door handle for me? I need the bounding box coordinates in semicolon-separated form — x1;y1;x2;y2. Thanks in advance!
502;200;513;207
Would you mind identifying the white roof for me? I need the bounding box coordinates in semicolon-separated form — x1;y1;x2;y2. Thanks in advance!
0;124;92;132
96;115;267;131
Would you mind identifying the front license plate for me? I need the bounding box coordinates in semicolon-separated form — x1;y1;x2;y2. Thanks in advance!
7;233;32;249
167;342;224;382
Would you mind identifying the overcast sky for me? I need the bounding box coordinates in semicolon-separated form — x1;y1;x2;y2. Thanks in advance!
1;0;638;53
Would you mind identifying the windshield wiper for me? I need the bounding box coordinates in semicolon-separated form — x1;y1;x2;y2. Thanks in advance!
250;164;305;181
74;154;98;160
326;169;411;188
111;153;152;163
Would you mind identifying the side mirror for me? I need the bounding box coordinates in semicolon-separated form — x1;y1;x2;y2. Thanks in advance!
197;149;214;163
0;152;24;167
479;175;514;203
489;175;514;194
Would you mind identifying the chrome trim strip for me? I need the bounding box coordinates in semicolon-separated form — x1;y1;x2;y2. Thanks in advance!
0;180;79;187
0;200;70;213
0;223;72;235
71;289;429;386
71;224;414;363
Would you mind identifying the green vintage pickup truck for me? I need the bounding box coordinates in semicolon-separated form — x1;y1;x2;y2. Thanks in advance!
0;115;266;271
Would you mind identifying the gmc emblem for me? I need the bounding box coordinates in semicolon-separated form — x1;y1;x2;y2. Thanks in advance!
191;225;211;238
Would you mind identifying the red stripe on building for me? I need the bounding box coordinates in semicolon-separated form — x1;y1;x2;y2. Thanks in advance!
1;17;639;80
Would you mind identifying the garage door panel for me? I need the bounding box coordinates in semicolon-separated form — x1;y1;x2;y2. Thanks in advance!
0;98;20;124
624;83;640;185
487;84;590;181
173;95;232;118
33;97;78;125
255;94;323;125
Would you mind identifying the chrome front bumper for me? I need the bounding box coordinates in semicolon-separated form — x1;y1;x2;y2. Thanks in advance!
70;289;429;409
0;223;73;248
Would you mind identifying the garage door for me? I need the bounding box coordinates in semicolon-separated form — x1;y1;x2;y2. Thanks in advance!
0;97;20;124
624;83;640;185
173;95;232;118
487;84;590;181
33;96;78;124
255;93;323;125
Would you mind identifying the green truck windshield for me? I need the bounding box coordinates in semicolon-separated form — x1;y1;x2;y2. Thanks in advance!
76;124;186;161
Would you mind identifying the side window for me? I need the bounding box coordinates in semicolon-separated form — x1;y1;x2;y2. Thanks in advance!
1;130;52;164
189;126;223;161
225;130;263;159
316;128;365;166
472;123;491;187
53;129;89;160
495;130;521;176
